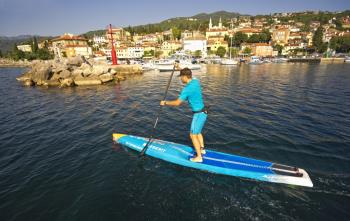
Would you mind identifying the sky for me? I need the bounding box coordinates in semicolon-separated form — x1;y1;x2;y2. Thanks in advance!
0;0;349;37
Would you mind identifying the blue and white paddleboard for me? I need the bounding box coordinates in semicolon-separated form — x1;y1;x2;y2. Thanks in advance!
113;133;313;187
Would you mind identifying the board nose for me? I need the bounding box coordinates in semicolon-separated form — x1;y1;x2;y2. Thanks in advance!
113;133;126;142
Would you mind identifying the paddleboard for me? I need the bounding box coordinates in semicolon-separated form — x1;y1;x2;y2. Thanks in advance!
113;133;313;187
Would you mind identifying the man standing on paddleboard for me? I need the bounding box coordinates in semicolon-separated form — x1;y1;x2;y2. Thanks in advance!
160;66;207;163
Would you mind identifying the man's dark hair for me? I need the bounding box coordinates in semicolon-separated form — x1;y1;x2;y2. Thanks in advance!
180;68;192;78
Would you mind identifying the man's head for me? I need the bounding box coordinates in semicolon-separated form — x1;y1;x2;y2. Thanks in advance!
178;68;192;83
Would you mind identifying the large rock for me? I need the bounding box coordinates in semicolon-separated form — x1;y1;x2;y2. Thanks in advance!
60;78;74;87
66;56;83;67
51;62;68;74
71;68;83;78
23;79;34;86
16;71;33;82
31;61;52;83
42;80;60;87
81;63;93;77
99;73;114;83
114;75;126;82
91;65;109;76
109;69;117;75
74;76;102;86
60;70;71;79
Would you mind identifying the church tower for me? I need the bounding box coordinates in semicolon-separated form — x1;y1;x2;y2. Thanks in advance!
219;17;222;28
209;17;213;29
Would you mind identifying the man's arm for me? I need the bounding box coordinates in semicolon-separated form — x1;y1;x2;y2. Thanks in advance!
160;99;182;106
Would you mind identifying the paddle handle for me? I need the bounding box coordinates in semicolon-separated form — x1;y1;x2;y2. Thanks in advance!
140;65;176;156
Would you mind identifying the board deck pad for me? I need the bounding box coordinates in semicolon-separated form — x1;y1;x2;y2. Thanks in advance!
113;133;313;187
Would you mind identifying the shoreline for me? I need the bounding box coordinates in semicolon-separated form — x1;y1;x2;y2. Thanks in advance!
0;58;31;68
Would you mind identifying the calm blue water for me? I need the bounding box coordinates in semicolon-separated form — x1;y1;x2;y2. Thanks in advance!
0;63;349;221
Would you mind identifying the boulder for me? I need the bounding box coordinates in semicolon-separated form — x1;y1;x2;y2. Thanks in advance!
60;70;71;79
91;65;109;76
81;64;93;77
16;71;33;82
50;72;61;81
109;69;117;75
60;78;74;87
71;68;83;78
51;62;68;74
31;61;52;83
23;79;34;86
42;80;60;87
74;76;102;86
114;75;126;82
99;73;114;83
66;56;83;67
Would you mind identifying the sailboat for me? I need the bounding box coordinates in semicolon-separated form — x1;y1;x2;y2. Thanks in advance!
221;30;238;65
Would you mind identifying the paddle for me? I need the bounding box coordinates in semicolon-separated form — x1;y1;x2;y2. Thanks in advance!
139;64;177;156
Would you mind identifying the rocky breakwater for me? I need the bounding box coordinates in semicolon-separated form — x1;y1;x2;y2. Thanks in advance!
16;56;143;87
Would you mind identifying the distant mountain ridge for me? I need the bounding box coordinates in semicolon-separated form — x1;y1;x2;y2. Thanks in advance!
191;10;248;20
83;11;248;38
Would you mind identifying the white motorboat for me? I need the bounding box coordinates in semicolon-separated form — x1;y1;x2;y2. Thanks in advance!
141;62;156;71
220;58;239;65
272;57;289;63
249;56;264;64
154;53;201;71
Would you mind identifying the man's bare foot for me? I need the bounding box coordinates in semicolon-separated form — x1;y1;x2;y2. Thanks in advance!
190;156;203;163
201;148;206;154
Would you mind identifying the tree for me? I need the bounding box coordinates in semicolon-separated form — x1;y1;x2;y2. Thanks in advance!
155;50;163;58
233;32;248;47
229;47;239;58
172;27;181;40
330;36;350;53
262;29;271;42
224;35;234;47
273;44;284;56
144;50;155;57
194;50;202;58
216;46;226;58
32;36;39;53
11;44;25;61
313;27;324;53
243;47;252;55
0;49;2;58
247;34;261;43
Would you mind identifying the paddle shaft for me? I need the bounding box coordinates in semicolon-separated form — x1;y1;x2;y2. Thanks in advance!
140;66;176;156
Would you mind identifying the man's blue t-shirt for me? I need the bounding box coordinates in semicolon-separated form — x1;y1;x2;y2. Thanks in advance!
178;78;204;112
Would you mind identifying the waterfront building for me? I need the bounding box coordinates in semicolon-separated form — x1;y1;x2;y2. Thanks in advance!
241;43;275;57
282;42;307;55
310;21;321;31
51;33;92;58
235;28;262;37
181;30;193;39
207;39;228;52
183;36;207;57
161;40;182;57
206;17;229;39
272;28;290;46
141;42;158;52
93;35;108;45
288;32;303;40
142;34;159;43
341;16;350;29
17;44;32;52
106;28;131;42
